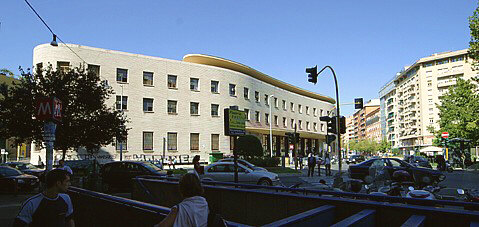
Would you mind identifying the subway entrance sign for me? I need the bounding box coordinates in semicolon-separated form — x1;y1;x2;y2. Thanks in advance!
224;108;246;136
36;97;62;122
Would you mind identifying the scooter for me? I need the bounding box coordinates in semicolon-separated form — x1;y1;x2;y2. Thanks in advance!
457;188;479;202
406;185;437;200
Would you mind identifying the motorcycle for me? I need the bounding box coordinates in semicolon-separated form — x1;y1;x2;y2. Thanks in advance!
457;188;479;202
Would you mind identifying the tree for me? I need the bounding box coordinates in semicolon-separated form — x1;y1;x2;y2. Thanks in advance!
0;65;129;159
0;68;14;77
236;135;263;159
378;137;391;153
469;0;479;70
431;78;479;146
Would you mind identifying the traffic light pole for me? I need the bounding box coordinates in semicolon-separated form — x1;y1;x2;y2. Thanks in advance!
316;66;342;176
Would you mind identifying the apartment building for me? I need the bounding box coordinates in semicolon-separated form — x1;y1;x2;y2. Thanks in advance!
352;99;380;141
365;107;381;142
380;49;475;151
31;43;335;164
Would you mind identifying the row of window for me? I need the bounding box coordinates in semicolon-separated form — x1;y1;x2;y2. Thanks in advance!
422;55;464;68
117;70;323;116
116;132;221;151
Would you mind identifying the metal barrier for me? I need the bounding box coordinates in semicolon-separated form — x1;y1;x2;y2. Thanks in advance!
133;177;479;226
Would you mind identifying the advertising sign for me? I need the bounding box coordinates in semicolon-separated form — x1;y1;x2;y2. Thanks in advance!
224;109;246;136
36;97;62;122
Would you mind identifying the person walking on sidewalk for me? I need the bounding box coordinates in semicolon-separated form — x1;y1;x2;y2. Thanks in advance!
307;153;316;177
325;154;331;176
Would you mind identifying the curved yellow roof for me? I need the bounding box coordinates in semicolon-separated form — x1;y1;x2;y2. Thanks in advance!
183;54;335;104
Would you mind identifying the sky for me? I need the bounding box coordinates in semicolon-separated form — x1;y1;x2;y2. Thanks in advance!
0;0;476;116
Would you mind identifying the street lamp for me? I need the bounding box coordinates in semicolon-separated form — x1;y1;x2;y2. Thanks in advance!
268;95;275;157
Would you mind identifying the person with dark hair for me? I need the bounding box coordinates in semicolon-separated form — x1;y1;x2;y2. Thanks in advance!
325;153;331;176
193;155;204;176
57;159;73;175
156;173;209;227
307;153;316;177
13;169;74;227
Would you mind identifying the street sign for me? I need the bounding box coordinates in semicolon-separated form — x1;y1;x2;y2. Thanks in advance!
442;132;449;139
289;144;294;150
36;97;62;122
224;109;246;136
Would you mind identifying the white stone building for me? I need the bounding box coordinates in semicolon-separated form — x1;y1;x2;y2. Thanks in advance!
31;44;335;164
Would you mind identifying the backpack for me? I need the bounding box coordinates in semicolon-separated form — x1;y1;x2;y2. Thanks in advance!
208;210;227;227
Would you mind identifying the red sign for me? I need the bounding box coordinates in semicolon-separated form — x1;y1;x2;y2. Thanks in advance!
442;132;449;139
289;144;294;150
36;97;62;122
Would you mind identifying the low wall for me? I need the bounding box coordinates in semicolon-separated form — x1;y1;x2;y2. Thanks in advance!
133;178;479;226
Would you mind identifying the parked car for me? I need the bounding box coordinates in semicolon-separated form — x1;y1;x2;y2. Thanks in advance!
101;161;167;192
346;155;365;164
217;158;267;171
348;158;445;186
404;155;433;169
4;162;45;179
0;166;39;192
201;162;280;186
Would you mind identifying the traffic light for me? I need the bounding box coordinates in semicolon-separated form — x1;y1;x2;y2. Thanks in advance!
339;116;346;134
319;116;331;122
354;98;363;109
328;117;337;134
327;135;336;144
295;133;300;143
306;66;318;84
286;132;294;143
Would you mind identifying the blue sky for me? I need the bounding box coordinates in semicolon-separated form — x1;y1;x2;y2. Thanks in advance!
0;0;476;116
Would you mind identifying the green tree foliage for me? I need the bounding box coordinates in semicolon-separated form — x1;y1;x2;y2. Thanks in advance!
469;0;479;69
236;134;263;158
431;78;479;145
377;137;391;153
349;139;382;154
0;65;129;158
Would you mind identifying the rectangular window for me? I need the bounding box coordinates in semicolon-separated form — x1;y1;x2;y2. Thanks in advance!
274;115;278;126
57;61;70;73
190;78;199;91
167;132;177;151
306;122;310;130
429;118;434;123
168;75;177;88
437;59;449;65
244;108;250;120
291;119;295;128
229;84;236;96
244;87;249;99
321;123;325;132
282;100;286;110
168;100;177;114
451;56;464;62
298;120;302;129
255;111;260;122
274;97;278;108
313;122;317;131
88;64;100;77
211;104;219;116
143;98;153;112
265;94;269;105
265;113;270;124
320;109;323;116
115;136;127;151
283;117;287;127
211;81;219;93
190;133;199;151
211;134;219;151
143;71;153;86
291;102;294;112
190;102;199;115
116;95;128;110
313;108;317;116
299;104;302;114
143;132;153;150
116;68;128;83
255;91;260;102
428;99;433;104
306;106;309;115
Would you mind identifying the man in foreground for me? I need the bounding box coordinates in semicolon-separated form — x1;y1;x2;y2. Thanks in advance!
13;169;74;227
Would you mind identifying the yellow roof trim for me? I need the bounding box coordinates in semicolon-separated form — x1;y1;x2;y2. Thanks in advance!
183;54;335;104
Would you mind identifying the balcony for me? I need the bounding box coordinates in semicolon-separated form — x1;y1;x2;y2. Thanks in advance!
437;78;457;88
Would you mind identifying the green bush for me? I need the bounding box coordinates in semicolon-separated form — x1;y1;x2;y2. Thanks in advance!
245;157;280;167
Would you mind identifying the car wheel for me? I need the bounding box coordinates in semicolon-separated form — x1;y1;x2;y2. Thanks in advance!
258;178;272;186
363;175;374;184
422;176;431;185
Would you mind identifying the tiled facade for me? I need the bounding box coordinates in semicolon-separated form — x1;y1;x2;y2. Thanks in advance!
31;44;335;164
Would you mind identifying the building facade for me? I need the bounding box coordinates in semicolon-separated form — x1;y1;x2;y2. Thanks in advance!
352;99;380;141
365;107;381;142
379;78;399;148
380;49;475;151
31;44;335;164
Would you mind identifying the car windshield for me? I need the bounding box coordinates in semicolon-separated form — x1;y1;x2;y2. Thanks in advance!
142;162;162;172
20;164;39;170
0;168;22;177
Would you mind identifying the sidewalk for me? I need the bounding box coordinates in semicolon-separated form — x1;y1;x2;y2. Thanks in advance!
0;193;34;226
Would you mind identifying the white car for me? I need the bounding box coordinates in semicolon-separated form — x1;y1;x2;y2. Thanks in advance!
217;158;267;172
201;162;280;186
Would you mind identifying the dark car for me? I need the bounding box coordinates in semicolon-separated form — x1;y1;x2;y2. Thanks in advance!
404;155;433;169
0;166;39;192
346;155;365;164
4;162;45;178
348;158;445;186
101;161;167;192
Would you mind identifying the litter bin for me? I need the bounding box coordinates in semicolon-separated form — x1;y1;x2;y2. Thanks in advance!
209;152;224;163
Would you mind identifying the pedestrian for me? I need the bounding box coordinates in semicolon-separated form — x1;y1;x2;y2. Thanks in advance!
155;173;211;227
57;159;73;175
14;169;74;227
298;154;304;170
325;154;331;176
168;156;173;169
193;155;204;177
307;153;316;177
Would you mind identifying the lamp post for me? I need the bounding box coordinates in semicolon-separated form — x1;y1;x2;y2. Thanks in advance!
268;95;275;157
